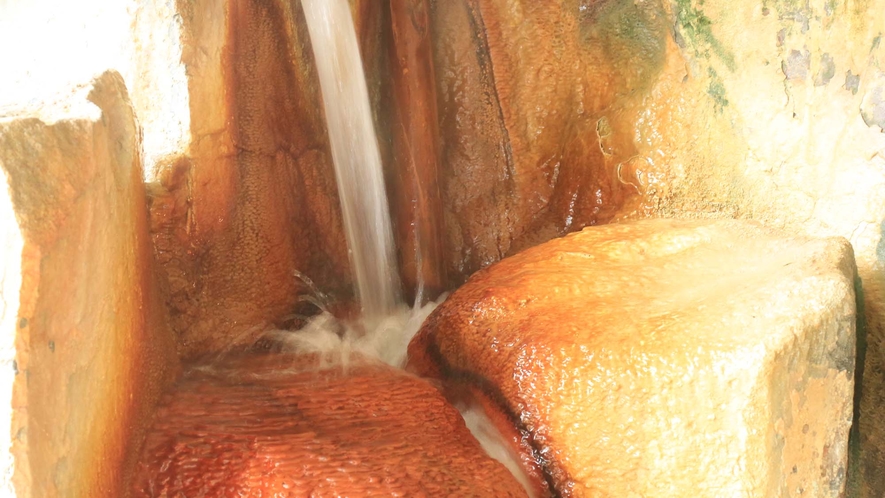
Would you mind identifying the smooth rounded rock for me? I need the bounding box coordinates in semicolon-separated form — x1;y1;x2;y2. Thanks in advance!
409;218;857;497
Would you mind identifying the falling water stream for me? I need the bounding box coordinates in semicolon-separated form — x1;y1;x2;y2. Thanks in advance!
301;0;402;320
296;4;532;494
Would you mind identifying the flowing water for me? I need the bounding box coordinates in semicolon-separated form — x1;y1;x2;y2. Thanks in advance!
298;4;531;495
301;0;401;320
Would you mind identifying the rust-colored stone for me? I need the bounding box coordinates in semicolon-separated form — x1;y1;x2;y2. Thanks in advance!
385;0;447;303
152;0;665;358
158;0;354;359
132;353;528;497
427;0;668;285
409;219;857;497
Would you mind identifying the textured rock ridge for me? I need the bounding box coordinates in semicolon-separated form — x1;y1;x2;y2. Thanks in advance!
132;353;528;497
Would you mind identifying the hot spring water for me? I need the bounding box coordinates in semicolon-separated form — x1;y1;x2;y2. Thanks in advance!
293;0;427;368
301;0;401;321
296;2;533;494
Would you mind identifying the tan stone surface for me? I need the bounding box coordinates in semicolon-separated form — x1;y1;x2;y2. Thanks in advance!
0;72;179;498
602;0;885;495
0;163;23;496
409;219;857;497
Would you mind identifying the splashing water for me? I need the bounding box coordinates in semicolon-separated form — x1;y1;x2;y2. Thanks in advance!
301;0;401;320
264;297;442;370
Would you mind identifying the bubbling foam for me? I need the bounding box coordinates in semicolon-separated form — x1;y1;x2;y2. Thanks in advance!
262;298;440;370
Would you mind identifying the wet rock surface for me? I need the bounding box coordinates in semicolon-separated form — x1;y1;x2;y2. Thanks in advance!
151;0;355;359
132;353;527;497
150;0;655;353
410;219;857;497
427;0;666;285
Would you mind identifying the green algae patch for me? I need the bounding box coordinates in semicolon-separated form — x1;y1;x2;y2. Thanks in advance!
675;0;736;71
706;67;729;112
580;0;669;95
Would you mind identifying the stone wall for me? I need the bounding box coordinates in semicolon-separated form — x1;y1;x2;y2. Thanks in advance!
0;73;179;497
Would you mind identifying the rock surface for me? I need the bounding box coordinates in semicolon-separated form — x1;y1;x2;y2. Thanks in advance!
427;0;652;285
409;219;857;497
152;0;356;358
132;352;528;497
0;72;179;497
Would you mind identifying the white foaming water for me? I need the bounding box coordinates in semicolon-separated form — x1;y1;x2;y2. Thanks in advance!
301;0;401;320
458;404;538;498
263;298;441;370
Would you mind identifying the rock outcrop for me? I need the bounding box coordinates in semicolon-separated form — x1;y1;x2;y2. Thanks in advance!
410;219;857;497
150;0;355;359
426;0;665;285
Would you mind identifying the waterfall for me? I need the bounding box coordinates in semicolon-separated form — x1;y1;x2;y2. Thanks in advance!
301;0;402;320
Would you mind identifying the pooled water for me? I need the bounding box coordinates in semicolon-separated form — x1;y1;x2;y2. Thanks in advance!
301;0;401;320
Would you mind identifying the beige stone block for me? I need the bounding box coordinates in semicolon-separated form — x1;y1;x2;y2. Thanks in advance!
0;71;178;498
409;218;857;497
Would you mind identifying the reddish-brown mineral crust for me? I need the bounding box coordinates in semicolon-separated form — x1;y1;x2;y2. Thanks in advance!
153;0;662;359
385;0;447;303
133;353;528;497
427;0;669;285
156;0;357;359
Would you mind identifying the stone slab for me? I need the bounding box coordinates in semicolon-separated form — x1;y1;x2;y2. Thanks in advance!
0;71;179;497
409;218;857;497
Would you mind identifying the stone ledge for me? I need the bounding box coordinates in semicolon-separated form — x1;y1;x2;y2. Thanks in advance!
409;218;857;497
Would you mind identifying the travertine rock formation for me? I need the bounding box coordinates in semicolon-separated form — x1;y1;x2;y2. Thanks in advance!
151;0;354;359
3;0;885;496
0;72;179;498
132;353;528;497
423;2;885;494
427;1;651;285
410;219;857;497
606;1;885;494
